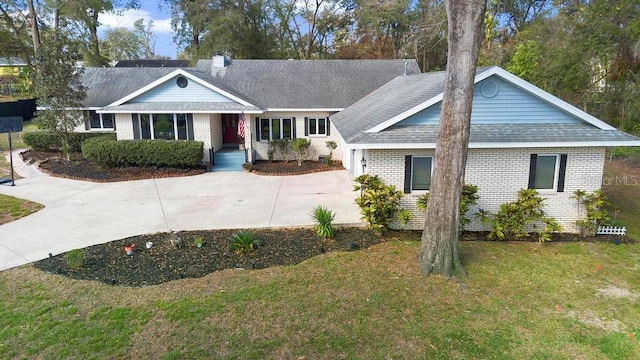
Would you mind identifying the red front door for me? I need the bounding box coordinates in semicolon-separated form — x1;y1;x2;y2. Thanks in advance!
222;114;238;144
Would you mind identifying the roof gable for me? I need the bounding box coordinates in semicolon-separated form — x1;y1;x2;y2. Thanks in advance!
362;66;615;133
400;76;582;126
108;69;255;107
128;74;236;103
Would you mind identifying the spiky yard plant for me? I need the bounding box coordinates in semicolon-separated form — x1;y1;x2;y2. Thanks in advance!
229;231;262;254
311;206;336;238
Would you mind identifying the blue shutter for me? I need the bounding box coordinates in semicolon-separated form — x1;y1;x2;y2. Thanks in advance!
557;154;567;192
327;118;331;136
528;154;537;189
132;114;140;139
304;117;309;136
404;155;412;193
187;114;194;140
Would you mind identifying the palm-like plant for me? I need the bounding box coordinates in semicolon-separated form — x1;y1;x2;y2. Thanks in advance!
229;231;262;254
311;206;336;238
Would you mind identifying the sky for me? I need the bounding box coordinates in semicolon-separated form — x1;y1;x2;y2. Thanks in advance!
98;0;178;59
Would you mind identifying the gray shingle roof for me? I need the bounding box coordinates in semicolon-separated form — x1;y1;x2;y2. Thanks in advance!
330;71;448;143
196;59;421;109
80;67;261;108
352;124;640;146
81;59;420;110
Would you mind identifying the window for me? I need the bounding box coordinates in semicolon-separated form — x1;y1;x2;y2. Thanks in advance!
133;114;193;140
404;155;433;193
259;118;293;141
305;117;330;137
528;154;567;192
308;118;327;136
85;110;115;129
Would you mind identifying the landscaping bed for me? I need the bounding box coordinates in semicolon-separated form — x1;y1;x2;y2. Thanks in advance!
34;227;420;287
21;150;206;182
249;160;343;175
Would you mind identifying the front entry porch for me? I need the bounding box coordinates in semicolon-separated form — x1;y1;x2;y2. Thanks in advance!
211;147;246;172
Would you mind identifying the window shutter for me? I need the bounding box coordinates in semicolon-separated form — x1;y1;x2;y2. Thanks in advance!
132;114;140;140
528;154;537;189
187;114;194;140
557;154;567;192
304;117;309;136
292;117;297;138
85;119;90;131
255;118;261;141
113;115;117;130
404;155;412;193
327;118;331;136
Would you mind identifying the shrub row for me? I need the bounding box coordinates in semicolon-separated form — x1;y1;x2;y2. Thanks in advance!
81;138;203;168
23;131;116;152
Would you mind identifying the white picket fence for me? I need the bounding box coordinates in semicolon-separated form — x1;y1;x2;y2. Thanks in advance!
596;226;627;236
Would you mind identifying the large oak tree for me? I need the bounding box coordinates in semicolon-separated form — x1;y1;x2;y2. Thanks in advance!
418;0;487;278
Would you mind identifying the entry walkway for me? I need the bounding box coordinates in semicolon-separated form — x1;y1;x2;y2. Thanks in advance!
0;150;362;271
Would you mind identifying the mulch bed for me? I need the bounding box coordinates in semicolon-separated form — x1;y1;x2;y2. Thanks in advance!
22;151;632;287
21;150;207;182
34;228;421;287
250;160;343;175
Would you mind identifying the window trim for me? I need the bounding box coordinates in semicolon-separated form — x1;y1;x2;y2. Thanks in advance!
307;117;328;137
86;110;115;130
258;117;293;141
528;153;566;192
404;155;434;194
134;113;191;140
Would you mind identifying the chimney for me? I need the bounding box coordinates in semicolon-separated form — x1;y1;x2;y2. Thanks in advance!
213;54;227;68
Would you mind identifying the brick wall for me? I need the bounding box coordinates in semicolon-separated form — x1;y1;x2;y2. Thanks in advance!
250;112;344;162
366;147;605;232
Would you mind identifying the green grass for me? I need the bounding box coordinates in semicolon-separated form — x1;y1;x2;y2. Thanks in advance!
0;193;43;224
602;160;640;238
0;239;639;359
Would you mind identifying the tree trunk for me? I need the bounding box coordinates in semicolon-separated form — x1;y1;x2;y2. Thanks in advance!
418;0;487;278
26;0;40;53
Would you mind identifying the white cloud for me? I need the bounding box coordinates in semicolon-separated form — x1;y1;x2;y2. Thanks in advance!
99;8;173;34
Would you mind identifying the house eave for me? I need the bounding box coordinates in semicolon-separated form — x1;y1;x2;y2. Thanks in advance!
96;109;265;114
265;108;344;112
106;69;258;108
346;141;640;150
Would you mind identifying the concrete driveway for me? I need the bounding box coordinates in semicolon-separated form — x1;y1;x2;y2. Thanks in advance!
0;152;362;271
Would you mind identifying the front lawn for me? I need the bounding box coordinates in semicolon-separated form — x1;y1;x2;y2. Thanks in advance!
1;239;638;359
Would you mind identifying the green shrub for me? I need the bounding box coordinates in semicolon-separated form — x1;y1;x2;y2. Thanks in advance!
229;231;262;254
292;138;312;166
478;188;562;242
325;141;337;165
81;138;203;167
270;139;291;162
353;174;406;232
311;206;336;238
64;249;85;269
571;189;612;237
22;131;59;150
267;141;276;162
23;131;115;152
416;183;481;232
193;237;205;248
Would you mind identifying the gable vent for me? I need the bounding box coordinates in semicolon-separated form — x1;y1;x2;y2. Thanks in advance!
481;80;499;98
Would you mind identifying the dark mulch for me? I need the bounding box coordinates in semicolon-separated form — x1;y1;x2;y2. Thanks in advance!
250;160;343;175
21;150;207;182
34;228;422;287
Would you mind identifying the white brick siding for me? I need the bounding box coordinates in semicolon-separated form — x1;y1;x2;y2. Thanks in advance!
114;114;133;139
250;112;344;162
366;147;605;233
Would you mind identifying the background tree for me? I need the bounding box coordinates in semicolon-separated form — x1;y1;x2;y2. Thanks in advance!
418;0;487;278
100;18;158;60
33;31;86;160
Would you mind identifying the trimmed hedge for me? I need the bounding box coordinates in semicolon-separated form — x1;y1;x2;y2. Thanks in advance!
23;131;116;152
82;138;204;168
